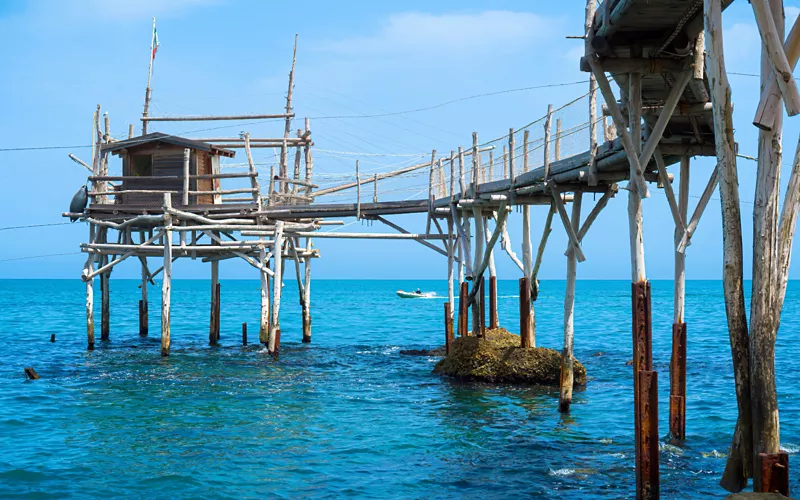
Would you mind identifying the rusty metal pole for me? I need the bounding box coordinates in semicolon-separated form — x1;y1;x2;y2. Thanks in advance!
639;370;659;499
519;277;531;348
215;282;221;342
489;276;498;329
669;322;687;441
479;277;486;337
459;282;469;337
632;281;657;499
444;302;454;354
759;451;789;495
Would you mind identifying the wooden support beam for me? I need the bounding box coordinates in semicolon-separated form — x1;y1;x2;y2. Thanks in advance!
586;57;649;198
751;0;800;116
161;194;173;357
547;181;586;262
85;225;96;350
677;164;720;253
559;190;582;413
638;71;692;170
301;237;313;343
269;221;284;357
654;149;687;235
210;260;220;345
371;216;447;257
754;15;800;130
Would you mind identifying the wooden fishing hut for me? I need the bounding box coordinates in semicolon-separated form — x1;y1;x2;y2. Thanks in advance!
65;37;319;358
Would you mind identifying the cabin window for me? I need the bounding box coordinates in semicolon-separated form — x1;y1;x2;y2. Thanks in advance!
131;154;153;176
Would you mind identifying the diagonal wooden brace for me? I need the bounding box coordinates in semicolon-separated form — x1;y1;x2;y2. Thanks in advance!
587;57;650;199
547;181;586;262
638;71;692;170
654;149;687;235
751;0;800;116
677;164;720;253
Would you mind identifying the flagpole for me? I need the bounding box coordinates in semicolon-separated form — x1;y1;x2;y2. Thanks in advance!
142;17;156;135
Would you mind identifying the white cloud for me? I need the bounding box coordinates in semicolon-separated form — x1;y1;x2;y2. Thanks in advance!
319;11;560;60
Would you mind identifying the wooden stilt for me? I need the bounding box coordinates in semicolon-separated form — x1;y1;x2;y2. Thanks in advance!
706;0;754;489
444;302;453;354
560;191;583;413
301;238;313;343
161;194;173;357
489;276;498;329
670;156;690;441
210;260;219;345
639;369;660;499
269;221;285;357
139;249;148;337
458;281;468;337
519;277;532;348
85;229;96;351
100;232;110;341
242;322;247;346
522;130;535;345
259;246;270;344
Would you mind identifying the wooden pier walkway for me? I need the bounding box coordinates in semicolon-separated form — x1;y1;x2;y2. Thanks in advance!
62;0;800;497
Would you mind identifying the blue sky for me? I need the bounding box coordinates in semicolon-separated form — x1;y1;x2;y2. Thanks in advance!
0;0;799;280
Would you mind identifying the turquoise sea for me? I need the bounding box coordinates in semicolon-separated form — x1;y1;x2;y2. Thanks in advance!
0;279;798;498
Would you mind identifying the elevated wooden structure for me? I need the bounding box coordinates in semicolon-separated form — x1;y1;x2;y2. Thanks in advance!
63;0;800;496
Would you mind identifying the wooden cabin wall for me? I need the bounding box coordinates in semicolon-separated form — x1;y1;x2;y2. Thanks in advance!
196;151;213;204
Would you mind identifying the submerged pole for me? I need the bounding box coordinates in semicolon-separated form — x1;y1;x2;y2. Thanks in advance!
670;156;690;441
210;260;219;345
161;194;173;357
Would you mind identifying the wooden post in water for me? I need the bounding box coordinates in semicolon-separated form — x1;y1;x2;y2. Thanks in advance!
560;190;583;413
100;229;110;341
161;194;173;357
242;322;248;346
260;246;270;345
139;239;149;336
444;302;453;354
270;221;285;357
670;156;689;441
85;224;96;350
521;129;535;347
479;277;486;336
759;451;790;496
628;69;658;499
210;260;219;345
302;238;313;343
705;0;754;489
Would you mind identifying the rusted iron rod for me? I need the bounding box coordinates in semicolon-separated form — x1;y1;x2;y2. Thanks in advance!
519;277;532;348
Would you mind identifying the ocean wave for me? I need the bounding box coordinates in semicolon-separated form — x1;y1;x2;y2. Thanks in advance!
781;443;799;454
548;468;575;477
701;450;727;458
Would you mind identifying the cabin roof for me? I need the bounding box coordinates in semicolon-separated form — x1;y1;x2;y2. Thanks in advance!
101;132;236;158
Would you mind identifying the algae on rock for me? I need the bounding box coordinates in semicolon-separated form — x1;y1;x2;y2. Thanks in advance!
433;328;586;385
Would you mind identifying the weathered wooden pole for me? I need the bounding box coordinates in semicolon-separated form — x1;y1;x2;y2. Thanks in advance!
705;0;755;490
139;237;149;336
444;302;454;353
269;221;285;357
670;156;690;441
750;0;788;492
628;70;658;499
161;194;173;357
301;238;312;343
521;129;535;347
100;229;110;341
446;216;456;342
85;225;96;350
560;191;583;413
242;322;248;346
259;246;270;345
471;133;484;337
210;260;219;345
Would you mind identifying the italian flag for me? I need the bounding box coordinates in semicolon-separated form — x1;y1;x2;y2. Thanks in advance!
151;25;160;60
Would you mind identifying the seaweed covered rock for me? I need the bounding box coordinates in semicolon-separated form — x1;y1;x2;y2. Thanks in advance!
433;328;586;385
